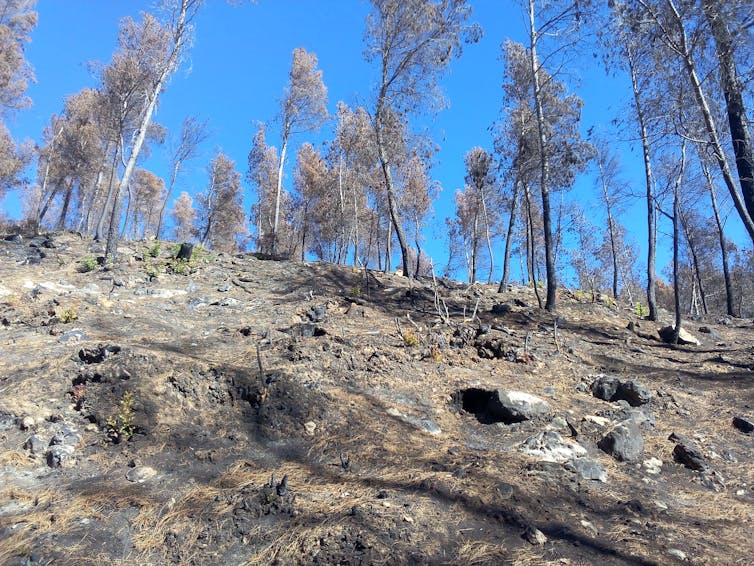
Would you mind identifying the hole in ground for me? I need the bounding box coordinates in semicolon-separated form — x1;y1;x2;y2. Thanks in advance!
459;388;506;425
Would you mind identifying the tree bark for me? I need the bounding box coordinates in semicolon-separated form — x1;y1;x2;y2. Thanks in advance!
702;0;754;225
498;180;520;293
626;45;659;321
528;0;556;311
699;152;735;316
105;0;192;263
375;105;410;277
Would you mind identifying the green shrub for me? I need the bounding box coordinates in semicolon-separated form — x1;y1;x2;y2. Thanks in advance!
60;306;78;323
106;391;136;444
403;332;419;347
147;242;161;258
634;302;649;317
77;256;98;273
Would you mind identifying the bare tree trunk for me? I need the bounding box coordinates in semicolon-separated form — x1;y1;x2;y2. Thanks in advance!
480;187;495;283
499;180;520;293
670;145;686;344
524;183;543;309
649;0;754;242
627;45;659;321
597;159;620;299
699;153;735;316
528;0;556;311
679;209;708;315
55;180;74;231
156;159;181;239
35;124;65;234
375;100;410;277
702;0;754;224
105;0;192;263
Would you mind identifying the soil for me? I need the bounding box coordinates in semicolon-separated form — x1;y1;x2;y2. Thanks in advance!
0;232;752;565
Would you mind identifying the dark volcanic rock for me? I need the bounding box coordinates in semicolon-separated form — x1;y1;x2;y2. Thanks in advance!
669;433;709;471
590;375;653;407
598;420;644;462
491;303;512;316
732;416;754;435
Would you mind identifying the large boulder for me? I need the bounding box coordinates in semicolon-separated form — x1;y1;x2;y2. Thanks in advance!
487;390;552;423
658;325;700;346
598;420;644;462
590;375;652;407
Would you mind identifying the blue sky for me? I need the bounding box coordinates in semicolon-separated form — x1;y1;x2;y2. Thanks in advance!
3;0;742;281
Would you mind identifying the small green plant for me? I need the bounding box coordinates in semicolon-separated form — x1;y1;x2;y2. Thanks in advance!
634;301;649;317
106;391;136;443
403;332;419;347
60;306;78;323
573;289;584;302
349;285;362;298
169;257;192;275
147;242;161;258
77;256;98;273
144;262;160;280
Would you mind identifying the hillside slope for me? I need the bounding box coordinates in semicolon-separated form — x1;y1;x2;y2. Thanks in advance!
0;232;753;565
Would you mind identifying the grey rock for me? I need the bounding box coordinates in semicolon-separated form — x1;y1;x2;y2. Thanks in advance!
658;325;700;346
308;305;327;323
669;433;708;471
590;375;621;401
126;466;157;483
732;416;754;434
520;431;586;463
598;420;644;462
567;458;608;482
618;380;653;406
590;375;652;407
24;434;47;455
489;390;552;423
50;425;81;447
0;412;16;430
58;329;90;343
46;445;74;468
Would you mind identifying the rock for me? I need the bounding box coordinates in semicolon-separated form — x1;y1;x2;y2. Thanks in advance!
668;433;708;471
304;421;317;436
47;445;74;468
732;416;754;434
566;458;608;482
78;343;121;364
618;380;653;407
523;526;547;545
0;412;16;430
126;466;157;483
658;325;700;346
50;425;81;447
21;416;36;430
598;420;644;462
308;305;327;323
58;329;90;343
697;326;721;339
520;431;587;463
590;375;621;401
582;415;611;427
24;434;47;455
487;390;552;423
643;457;663;475
668;548;687;561
590;375;652;407
491;303;512;316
